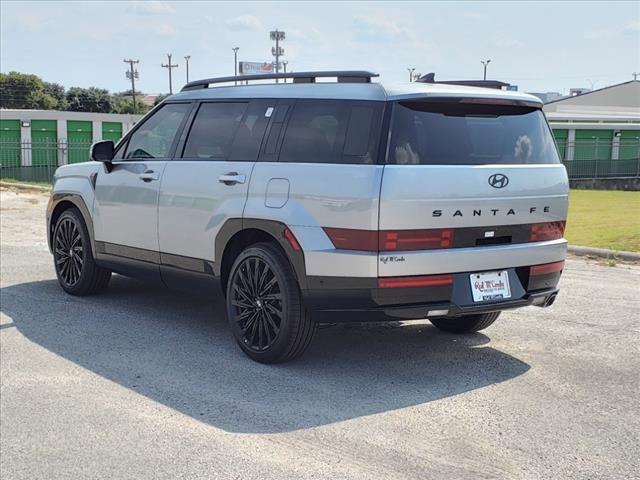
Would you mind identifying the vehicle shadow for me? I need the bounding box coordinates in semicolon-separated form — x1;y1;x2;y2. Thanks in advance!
1;276;530;434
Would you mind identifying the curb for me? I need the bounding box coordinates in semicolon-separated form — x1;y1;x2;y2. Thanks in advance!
0;181;51;192
568;245;640;262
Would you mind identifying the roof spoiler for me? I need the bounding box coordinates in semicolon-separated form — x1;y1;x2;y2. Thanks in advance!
182;71;379;91
416;72;511;90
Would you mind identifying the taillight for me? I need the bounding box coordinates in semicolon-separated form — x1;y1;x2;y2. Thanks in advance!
378;274;453;289
379;229;454;251
322;228;378;251
530;221;565;242
323;227;454;252
530;261;565;276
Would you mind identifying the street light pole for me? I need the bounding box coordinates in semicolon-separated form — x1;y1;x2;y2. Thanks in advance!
161;53;178;94
123;59;140;114
481;59;491;80
184;55;191;83
232;47;239;85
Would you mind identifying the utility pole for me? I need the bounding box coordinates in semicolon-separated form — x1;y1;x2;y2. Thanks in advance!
481;59;491;80
184;55;191;83
283;61;288;83
123;59;140;114
270;29;285;83
161;53;178;94
407;67;415;82
633;72;639;81
232;47;239;85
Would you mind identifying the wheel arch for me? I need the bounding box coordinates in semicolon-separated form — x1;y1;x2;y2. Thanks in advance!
48;193;96;257
216;219;308;295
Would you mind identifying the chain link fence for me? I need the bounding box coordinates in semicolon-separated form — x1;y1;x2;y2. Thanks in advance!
555;139;640;179
0;140;93;183
1;139;639;183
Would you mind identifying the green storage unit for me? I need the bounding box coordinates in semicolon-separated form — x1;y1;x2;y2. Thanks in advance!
102;122;123;143
618;130;640;176
0;120;22;169
31;120;58;167
67;120;93;164
552;129;568;161
574;129;613;178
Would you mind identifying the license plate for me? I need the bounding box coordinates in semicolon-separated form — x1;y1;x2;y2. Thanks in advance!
469;270;511;302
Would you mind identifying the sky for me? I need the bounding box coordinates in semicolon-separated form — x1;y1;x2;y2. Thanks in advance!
1;0;639;95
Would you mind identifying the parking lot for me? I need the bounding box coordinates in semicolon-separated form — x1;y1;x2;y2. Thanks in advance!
1;187;639;480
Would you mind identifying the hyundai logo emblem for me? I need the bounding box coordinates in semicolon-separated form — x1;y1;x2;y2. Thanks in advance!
488;173;509;188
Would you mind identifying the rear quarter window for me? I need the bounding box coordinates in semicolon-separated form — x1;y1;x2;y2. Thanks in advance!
388;101;560;165
278;100;383;164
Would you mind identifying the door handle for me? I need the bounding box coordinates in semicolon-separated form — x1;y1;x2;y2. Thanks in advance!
219;172;246;185
139;170;159;182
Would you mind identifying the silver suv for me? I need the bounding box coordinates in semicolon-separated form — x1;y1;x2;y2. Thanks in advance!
47;71;568;363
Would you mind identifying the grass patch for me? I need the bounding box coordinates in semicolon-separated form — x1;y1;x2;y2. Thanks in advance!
566;189;640;252
0;178;52;188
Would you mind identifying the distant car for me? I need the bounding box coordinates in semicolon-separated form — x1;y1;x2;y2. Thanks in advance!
46;71;568;363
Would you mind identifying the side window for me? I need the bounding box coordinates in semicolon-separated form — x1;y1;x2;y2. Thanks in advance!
112;142;125;160
228;100;273;161
279;100;382;164
124;103;190;160
343;104;381;164
182;102;247;160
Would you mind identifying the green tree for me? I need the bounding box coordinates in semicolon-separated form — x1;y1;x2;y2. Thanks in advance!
43;82;67;109
112;96;150;114
65;87;114;113
153;94;169;106
0;71;58;109
113;89;145;98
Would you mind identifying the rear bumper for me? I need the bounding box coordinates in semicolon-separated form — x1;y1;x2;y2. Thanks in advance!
302;265;562;322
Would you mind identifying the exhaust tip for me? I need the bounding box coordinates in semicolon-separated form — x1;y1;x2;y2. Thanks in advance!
544;293;557;307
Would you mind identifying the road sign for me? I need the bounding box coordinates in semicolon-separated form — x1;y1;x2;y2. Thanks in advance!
239;62;276;75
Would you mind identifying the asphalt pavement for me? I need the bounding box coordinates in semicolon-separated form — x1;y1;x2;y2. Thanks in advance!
1;188;639;479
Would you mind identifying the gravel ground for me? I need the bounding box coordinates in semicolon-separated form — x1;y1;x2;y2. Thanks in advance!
1;187;639;480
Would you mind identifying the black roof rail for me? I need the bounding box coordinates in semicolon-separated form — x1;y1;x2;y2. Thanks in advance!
181;70;379;91
416;72;511;90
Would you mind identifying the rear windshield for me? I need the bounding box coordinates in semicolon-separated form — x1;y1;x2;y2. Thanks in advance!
387;101;560;165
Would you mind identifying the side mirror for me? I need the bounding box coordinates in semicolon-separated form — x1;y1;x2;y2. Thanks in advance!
90;140;115;172
90;140;114;161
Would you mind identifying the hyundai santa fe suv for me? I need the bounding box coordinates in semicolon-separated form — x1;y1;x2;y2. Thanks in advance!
47;70;568;363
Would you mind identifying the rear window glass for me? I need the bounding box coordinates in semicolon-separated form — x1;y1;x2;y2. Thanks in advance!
388;101;560;165
278;100;382;164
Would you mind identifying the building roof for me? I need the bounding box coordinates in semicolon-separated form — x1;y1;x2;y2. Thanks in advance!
544;80;640;107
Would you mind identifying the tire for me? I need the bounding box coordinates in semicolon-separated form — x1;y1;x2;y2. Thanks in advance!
226;242;317;363
52;208;111;296
430;311;501;333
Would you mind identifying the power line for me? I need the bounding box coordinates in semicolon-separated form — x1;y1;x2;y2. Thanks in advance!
161;53;178;94
123;59;140;114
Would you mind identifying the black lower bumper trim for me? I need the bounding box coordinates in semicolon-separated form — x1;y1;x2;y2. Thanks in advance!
309;288;558;323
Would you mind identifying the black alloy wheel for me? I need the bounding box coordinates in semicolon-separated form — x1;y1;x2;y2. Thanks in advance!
229;256;284;352
226;243;317;363
52;208;111;296
54;216;84;287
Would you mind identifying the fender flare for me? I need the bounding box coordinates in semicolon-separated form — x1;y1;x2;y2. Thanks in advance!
47;193;97;257
215;218;308;290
